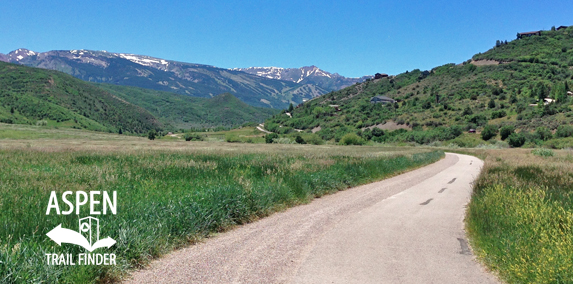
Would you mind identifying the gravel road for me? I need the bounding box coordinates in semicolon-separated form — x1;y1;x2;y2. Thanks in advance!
125;153;499;284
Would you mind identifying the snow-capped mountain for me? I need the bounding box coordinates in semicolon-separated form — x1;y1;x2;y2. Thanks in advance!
1;49;332;108
234;66;372;92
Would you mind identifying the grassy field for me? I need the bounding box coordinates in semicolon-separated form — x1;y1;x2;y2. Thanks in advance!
0;124;443;283
460;148;573;283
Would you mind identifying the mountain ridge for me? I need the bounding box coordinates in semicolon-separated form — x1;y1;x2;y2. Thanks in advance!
0;61;278;132
234;65;372;92
1;49;371;109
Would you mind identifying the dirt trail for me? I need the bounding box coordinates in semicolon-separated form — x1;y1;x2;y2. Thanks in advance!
125;153;498;284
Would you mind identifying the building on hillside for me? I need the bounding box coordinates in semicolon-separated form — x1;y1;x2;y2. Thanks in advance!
557;26;569;31
374;73;389;79
517;31;541;39
328;105;341;111
370;95;396;104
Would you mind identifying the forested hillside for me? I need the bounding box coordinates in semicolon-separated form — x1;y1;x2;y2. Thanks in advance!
0;62;278;134
265;27;573;148
0;62;161;134
98;84;278;129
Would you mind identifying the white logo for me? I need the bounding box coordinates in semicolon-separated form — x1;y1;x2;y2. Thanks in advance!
46;217;116;252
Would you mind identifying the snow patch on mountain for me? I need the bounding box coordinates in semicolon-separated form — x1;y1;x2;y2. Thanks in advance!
235;65;371;92
118;54;167;66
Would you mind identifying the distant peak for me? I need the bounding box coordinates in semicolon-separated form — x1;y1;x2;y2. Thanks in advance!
7;48;37;61
9;48;37;55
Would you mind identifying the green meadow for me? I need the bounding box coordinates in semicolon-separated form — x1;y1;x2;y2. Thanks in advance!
462;148;573;283
0;124;443;283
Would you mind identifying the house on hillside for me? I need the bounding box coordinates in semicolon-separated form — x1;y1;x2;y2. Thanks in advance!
328;105;341;111
529;98;556;107
557;26;569;31
370;95;396;104
517;31;542;39
374;73;389;79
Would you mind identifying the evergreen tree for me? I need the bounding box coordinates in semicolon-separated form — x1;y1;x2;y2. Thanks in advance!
552;82;567;103
481;124;498;141
462;106;473;116
148;130;156;140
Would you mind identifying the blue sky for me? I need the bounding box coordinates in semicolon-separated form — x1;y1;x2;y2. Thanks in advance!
2;0;572;77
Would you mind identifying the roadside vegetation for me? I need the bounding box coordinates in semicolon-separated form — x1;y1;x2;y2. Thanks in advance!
462;148;573;283
0;126;443;283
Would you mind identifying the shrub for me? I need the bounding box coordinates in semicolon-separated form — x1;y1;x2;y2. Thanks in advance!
555;125;573;138
462;106;473;116
362;129;373;140
534;127;553;141
184;133;204;141
531;148;554;157
468;114;488;126
543;137;573;149
148;130;156;140
339;133;365;145
225;134;241;143
273;137;295;144
264;133;279;144
449;125;464;138
499;125;515;140
481;124;498;141
295;135;306;144
491;110;507;119
303;134;324;145
508;133;526;147
371;128;384;137
449;134;483;148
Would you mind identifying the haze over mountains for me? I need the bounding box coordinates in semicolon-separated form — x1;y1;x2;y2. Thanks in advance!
0;49;371;109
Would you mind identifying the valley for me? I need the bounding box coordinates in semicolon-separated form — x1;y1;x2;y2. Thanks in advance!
1;17;573;284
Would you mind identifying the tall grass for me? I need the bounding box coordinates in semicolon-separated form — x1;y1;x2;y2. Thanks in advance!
0;145;443;283
465;149;573;283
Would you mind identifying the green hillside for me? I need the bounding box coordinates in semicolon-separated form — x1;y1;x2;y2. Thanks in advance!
0;62;278;135
96;84;279;129
0;62;164;134
7;49;322;109
265;27;573;148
